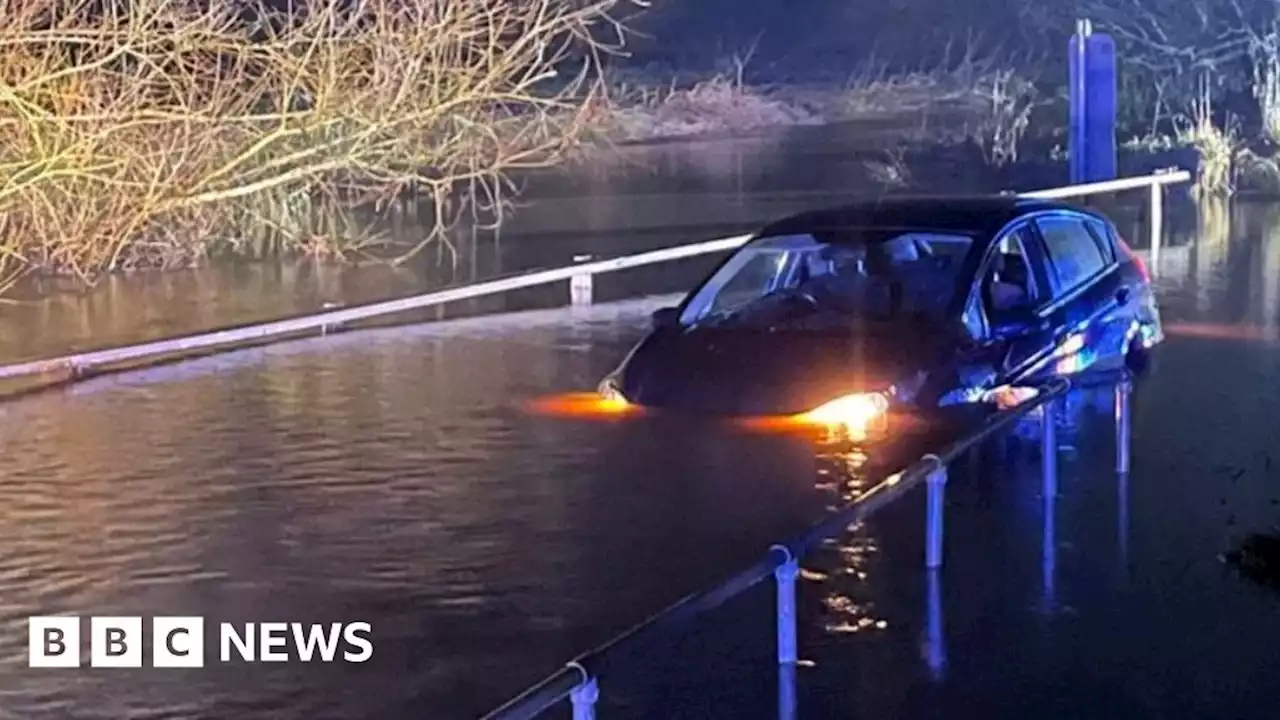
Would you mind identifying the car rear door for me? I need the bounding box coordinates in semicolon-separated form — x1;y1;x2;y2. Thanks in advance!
1026;211;1127;376
1087;215;1160;345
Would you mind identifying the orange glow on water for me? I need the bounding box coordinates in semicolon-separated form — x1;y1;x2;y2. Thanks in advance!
526;393;928;443
524;392;640;419
736;415;829;434
737;411;919;440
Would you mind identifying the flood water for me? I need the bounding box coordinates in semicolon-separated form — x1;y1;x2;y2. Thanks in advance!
0;122;1145;364
2;132;1280;719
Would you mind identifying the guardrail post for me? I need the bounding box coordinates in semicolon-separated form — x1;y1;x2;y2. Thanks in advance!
1041;396;1059;500
1041;396;1059;613
1149;182;1163;276
569;677;599;720
64;361;85;382
772;546;799;665
1042;478;1057;613
778;660;798;720
924;460;947;569
925;567;947;681
570;254;594;306
1118;448;1131;575
1115;379;1132;576
1115;380;1131;473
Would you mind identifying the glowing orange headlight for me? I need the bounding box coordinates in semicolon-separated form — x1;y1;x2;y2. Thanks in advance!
596;374;629;408
800;392;889;430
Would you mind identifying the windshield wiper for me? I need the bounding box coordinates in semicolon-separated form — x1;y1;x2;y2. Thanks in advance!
696;306;746;328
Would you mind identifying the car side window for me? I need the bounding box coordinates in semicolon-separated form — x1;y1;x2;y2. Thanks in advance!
1083;217;1118;263
977;226;1040;320
1034;215;1110;295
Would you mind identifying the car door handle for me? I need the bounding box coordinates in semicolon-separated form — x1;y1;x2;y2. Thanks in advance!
1115;287;1132;306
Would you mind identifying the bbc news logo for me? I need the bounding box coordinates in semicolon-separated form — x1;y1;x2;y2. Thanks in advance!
28;617;373;667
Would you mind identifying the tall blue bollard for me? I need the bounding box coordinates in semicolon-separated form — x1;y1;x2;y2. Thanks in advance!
1069;19;1118;183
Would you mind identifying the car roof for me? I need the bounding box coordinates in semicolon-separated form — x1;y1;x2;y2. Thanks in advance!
755;195;1095;239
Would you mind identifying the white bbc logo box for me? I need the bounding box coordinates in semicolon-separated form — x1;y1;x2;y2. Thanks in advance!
29;616;204;668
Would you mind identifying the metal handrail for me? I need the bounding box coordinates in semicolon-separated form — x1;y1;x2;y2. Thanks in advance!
0;170;1189;385
485;376;1083;720
1017;167;1187;200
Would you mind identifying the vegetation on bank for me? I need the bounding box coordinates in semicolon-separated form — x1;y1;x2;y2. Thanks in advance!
7;0;1279;299
0;0;637;296
0;0;1054;298
594;50;1038;165
1084;0;1280;197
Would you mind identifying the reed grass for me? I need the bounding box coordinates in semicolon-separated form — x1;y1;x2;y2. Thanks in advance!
590;48;1037;157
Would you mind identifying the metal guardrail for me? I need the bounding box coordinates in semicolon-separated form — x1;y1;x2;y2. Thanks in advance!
484;375;1137;719
0;169;1190;384
1018;167;1187;274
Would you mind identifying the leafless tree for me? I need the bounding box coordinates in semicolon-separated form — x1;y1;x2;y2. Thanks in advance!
1077;0;1280;133
0;0;641;295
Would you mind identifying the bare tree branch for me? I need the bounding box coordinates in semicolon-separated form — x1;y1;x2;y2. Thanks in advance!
0;0;642;294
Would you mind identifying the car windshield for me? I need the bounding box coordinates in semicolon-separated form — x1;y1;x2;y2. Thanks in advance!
679;229;976;326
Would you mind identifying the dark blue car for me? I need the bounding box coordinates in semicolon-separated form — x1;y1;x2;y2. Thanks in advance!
597;196;1162;437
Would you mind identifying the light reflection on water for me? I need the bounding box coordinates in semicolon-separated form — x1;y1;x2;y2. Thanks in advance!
808;444;887;637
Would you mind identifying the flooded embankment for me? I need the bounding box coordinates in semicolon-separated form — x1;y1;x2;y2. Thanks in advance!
0;119;1197;366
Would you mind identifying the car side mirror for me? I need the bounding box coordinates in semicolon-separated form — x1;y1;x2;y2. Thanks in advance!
651;306;680;330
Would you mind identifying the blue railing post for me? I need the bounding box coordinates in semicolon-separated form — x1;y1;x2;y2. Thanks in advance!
1041;396;1058;499
772;545;799;665
1115;380;1131;473
1041;396;1059;612
778;661;798;720
923;459;947;569
1116;379;1132;574
922;456;948;679
925;567;947;681
569;676;598;720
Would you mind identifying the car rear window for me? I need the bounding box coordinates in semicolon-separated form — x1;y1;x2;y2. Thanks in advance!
1083;217;1118;263
1034;215;1110;293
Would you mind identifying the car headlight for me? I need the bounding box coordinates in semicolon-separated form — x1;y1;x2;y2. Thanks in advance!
596;374;628;405
801;392;889;430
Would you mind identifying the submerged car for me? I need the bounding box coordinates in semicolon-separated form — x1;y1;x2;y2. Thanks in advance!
596;196;1162;436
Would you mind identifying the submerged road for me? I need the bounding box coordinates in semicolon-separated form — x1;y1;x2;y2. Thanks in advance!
4;198;1280;719
3;147;1280;718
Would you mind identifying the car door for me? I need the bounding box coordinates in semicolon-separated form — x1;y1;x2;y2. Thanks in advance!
980;220;1059;385
1026;211;1126;377
927;219;1056;409
1084;214;1154;345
